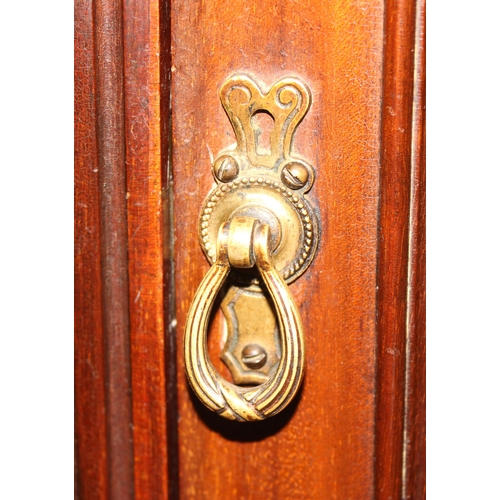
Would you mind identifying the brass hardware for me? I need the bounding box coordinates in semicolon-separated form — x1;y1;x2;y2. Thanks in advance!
185;75;320;420
281;161;310;189
220;286;281;385
185;219;305;421
214;156;239;182
199;75;318;283
241;344;268;370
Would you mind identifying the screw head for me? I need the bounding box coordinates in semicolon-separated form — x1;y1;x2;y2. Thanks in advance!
214;155;239;182
281;161;309;189
241;344;267;369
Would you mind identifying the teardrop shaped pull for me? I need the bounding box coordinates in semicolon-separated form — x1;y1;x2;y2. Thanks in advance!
184;218;305;421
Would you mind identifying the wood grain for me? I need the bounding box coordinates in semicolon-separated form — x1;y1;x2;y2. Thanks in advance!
75;0;425;497
403;0;426;497
93;0;135;497
374;0;420;498
75;0;109;496
123;0;170;497
172;1;385;498
75;0;172;497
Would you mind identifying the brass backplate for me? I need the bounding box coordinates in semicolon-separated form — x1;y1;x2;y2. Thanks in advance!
220;286;281;385
200;74;320;384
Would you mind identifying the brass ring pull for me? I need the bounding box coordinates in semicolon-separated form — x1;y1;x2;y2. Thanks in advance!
184;217;305;421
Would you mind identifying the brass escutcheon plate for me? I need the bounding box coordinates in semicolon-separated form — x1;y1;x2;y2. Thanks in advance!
197;74;320;387
199;74;320;285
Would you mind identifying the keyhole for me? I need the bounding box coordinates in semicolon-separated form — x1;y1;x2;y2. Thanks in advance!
251;110;275;156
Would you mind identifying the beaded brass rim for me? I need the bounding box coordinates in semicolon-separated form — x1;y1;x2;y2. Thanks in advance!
199;176;319;283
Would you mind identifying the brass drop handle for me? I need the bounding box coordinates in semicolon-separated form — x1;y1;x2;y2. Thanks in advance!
184;74;320;421
184;217;305;421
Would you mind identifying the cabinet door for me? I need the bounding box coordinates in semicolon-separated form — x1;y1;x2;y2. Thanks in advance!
75;0;425;499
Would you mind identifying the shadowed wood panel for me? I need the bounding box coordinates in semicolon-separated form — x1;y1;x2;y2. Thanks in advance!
403;0;426;497
171;1;384;498
123;0;170;497
75;0;108;496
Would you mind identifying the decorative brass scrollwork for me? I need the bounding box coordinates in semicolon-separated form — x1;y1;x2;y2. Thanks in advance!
184;75;320;421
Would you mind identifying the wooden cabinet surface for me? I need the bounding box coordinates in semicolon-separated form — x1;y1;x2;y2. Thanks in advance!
75;0;425;498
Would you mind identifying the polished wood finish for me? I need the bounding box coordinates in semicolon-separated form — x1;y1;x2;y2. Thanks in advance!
374;0;421;497
75;0;109;496
75;0;171;497
93;1;135;498
171;1;385;498
404;1;426;497
75;0;134;497
76;0;425;497
123;0;170;497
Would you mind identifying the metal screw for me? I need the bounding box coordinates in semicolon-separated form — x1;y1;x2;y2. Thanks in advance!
281;161;309;189
214;156;239;182
241;344;267;369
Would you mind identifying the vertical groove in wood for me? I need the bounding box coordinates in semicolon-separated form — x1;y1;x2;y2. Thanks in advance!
375;0;418;498
93;0;135;498
75;0;109;497
403;0;426;497
77;0;173;497
123;0;170;497
159;1;181;498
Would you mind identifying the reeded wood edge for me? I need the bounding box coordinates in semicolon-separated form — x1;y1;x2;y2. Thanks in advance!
375;0;425;498
402;0;426;497
93;0;134;497
75;0;174;497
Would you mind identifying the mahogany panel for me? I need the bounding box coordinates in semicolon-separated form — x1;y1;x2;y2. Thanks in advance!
172;1;385;498
93;0;135;498
75;0;108;496
77;0;173;497
123;0;170;497
403;1;426;497
76;0;424;496
374;0;419;498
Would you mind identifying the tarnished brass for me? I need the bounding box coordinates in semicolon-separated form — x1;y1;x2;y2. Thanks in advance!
185;219;305;421
200;75;319;283
184;75;320;420
241;344;268;370
220;286;280;385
